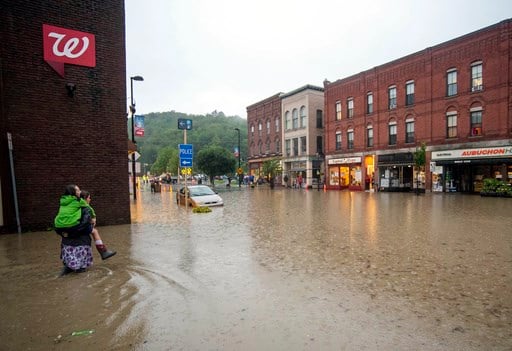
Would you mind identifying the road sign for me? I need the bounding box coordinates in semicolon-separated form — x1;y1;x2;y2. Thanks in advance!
180;159;193;167
179;144;193;159
178;118;192;130
181;167;192;175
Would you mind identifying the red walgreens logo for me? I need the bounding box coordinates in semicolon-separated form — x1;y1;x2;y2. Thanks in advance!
43;24;96;77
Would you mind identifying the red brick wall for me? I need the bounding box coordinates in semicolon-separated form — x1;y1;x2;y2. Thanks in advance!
0;0;130;232
324;19;512;155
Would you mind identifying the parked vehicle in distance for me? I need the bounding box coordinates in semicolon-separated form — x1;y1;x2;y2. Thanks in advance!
176;185;224;207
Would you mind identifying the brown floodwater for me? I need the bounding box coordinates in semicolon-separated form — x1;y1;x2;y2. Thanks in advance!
0;185;511;350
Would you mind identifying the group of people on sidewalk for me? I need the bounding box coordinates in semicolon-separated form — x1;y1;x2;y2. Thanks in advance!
53;184;116;276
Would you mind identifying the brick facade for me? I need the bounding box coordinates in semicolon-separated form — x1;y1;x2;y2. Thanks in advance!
324;19;512;192
0;1;130;232
246;93;283;178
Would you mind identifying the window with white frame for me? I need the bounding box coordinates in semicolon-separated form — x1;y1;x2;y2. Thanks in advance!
367;93;373;114
335;131;342;150
446;111;457;138
300;106;307;127
347;98;354;118
388;121;397;145
335;101;342;120
405;80;414;106
292;109;299;129
258;122;262;136
347;129;354;149
447;69;457;96
285;111;290;130
292;138;298;156
275;117;280;132
367;126;373;147
470;107;482;136
388;86;397;109
251;125;254;136
285;139;291;156
471;61;483;92
405;118;415;143
266;120;270;134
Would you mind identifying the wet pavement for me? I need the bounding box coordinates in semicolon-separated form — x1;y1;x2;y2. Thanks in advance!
0;185;511;350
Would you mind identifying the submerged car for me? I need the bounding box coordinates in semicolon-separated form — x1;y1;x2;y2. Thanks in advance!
176;185;224;207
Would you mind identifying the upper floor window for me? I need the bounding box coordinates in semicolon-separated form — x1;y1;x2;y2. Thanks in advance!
347;98;354;118
335;101;342;120
292;138;299;156
335;131;342;150
447;69;457;96
388;121;397;145
316;136;323;154
292;109;299;129
405;119;415;143
316;110;323;128
258;122;262;136
405;80;414;106
388;86;397;109
266;120;270;134
366;126;373;147
266;139;271;152
258;141;262;154
367;93;373;114
300;136;307;154
285;111;290;130
251;125;254;136
285;139;291;156
276;139;281;153
275;117;280;132
446;111;457;138
347;129;354;149
471;61;483;92
300;106;307;127
470;107;483;136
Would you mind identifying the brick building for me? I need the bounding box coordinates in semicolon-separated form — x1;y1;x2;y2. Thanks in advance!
246;93;283;181
0;1;130;233
323;19;512;192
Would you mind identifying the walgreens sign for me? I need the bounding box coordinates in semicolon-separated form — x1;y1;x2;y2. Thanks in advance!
43;24;95;77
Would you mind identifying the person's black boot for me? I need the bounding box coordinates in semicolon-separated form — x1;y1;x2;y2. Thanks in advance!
96;244;117;260
59;266;73;276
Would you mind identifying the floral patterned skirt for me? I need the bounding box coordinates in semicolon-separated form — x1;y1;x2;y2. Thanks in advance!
61;244;93;270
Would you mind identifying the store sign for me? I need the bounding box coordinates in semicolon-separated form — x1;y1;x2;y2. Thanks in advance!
43;24;96;77
328;157;361;165
432;146;512;160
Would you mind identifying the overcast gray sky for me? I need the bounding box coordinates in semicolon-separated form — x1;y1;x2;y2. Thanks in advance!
125;0;511;118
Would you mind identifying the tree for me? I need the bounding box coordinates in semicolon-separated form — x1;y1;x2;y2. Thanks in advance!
262;158;282;189
413;142;427;195
151;147;178;176
196;146;236;187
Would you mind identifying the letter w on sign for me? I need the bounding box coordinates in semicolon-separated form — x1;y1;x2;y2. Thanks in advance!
43;24;96;77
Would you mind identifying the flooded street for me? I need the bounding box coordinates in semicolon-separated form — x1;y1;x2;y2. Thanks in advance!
1;186;511;350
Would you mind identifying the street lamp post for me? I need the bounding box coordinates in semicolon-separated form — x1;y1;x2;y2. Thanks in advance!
234;127;241;187
130;75;144;200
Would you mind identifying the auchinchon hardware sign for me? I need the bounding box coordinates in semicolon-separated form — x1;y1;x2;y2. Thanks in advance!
43;24;96;77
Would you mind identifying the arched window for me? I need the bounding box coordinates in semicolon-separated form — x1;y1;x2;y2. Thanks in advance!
292;108;298;129
300;106;307;127
285;111;290;130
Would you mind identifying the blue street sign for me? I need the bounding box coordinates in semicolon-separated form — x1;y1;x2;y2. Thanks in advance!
180;159;193;167
179;144;193;160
